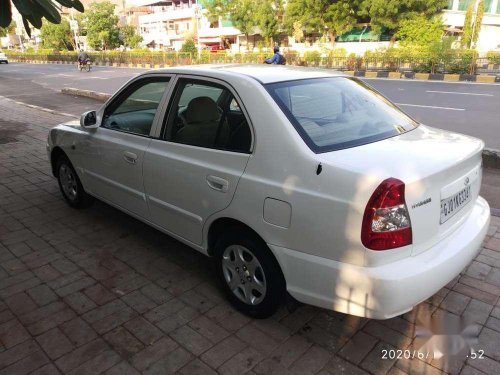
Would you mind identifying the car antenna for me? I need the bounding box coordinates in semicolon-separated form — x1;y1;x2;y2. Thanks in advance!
316;163;322;175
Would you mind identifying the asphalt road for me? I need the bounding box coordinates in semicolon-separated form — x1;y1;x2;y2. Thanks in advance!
1;63;499;150
0;62;499;209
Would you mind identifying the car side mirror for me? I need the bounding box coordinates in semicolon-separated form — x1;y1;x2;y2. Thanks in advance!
80;111;98;129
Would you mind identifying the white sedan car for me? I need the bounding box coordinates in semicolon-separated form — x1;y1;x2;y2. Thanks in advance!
47;65;490;319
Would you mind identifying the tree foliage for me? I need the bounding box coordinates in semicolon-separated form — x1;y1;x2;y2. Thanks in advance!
255;0;283;45
40;18;74;50
180;38;197;54
461;1;474;47
0;0;84;36
0;21;16;37
472;0;484;47
120;25;143;49
81;1;120;50
359;0;447;34
395;15;443;46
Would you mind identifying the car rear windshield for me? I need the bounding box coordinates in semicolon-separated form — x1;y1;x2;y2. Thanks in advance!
266;77;418;153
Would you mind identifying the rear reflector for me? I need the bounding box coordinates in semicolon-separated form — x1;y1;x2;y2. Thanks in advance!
361;178;412;250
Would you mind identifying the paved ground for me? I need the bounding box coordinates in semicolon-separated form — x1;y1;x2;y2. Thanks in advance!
1;63;500;149
1;86;500;375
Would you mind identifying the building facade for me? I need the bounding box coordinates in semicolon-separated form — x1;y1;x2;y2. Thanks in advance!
444;0;500;51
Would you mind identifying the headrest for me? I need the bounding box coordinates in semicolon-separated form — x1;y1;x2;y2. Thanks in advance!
186;96;219;123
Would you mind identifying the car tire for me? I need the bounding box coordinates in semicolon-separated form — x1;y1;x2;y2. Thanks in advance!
214;228;286;318
56;155;94;209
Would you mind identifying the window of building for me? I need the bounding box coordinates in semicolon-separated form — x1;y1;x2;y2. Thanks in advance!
458;0;472;11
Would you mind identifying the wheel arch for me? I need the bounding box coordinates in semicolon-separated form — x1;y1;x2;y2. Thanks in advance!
50;146;68;177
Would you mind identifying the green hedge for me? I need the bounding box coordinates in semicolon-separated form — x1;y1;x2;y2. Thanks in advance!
487;51;500;65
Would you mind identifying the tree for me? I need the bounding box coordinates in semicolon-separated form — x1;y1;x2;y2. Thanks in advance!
255;0;283;46
180;38;197;54
82;1;120;50
395;15;443;46
461;2;474;47
472;0;484;48
359;0;448;45
40;19;74;50
203;0;256;45
462;0;484;49
0;21;16;37
0;0;84;37
292;21;304;42
120;25;143;49
285;0;361;44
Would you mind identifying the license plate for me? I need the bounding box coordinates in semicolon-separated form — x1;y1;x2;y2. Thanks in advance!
440;185;472;224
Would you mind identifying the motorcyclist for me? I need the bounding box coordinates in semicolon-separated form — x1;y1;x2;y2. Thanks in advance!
77;50;90;66
264;46;285;65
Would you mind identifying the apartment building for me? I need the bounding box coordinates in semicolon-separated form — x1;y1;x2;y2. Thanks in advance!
137;0;240;50
444;0;500;51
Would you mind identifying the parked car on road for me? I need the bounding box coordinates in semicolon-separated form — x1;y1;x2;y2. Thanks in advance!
47;65;490;318
0;52;8;64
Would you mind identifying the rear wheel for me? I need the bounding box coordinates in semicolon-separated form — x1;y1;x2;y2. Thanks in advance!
56;155;94;208
214;229;285;318
86;63;91;72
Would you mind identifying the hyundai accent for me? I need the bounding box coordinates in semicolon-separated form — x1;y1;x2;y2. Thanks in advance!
47;65;490;318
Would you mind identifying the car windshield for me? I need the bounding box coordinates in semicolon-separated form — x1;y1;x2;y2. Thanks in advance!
266;77;418;153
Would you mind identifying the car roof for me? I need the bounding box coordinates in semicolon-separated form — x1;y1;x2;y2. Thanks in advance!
155;64;346;84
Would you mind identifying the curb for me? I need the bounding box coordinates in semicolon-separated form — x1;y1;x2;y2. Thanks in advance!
61;87;500;170
8;59;500;83
61;88;112;102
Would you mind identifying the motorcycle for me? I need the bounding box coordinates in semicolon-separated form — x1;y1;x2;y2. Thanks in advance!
77;59;92;72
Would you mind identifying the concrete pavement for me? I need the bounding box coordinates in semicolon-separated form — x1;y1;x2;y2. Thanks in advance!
2;92;500;375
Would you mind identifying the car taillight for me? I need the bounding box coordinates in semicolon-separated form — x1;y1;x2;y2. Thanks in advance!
361;178;412;250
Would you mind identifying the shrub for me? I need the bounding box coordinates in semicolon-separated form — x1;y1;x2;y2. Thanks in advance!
180;39;197;55
486;51;500;65
303;50;321;66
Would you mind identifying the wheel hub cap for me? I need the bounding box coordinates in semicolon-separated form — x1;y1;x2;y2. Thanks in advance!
222;245;267;305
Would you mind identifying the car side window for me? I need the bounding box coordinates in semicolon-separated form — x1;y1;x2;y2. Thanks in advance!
102;78;170;136
165;79;252;153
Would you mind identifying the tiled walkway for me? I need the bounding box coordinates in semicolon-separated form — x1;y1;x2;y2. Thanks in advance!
1;97;500;374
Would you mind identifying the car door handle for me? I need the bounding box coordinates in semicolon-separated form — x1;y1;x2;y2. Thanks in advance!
123;151;138;164
206;175;229;193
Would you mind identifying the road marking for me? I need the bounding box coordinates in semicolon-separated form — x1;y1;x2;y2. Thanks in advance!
395;103;465;111
426;90;493;96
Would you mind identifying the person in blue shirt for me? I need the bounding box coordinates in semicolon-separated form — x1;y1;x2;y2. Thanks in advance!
265;46;284;64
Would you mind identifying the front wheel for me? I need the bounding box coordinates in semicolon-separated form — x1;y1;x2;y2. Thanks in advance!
214;229;286;318
56;155;94;208
86;63;91;72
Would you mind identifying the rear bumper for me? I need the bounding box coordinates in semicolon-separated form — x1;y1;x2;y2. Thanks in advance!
269;196;490;319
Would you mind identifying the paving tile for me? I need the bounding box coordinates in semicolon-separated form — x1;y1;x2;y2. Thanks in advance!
130;336;179;371
27;284;58;306
60;317;98;347
143;346;193;375
169;325;213;356
188;315;230;344
4;292;37;315
36;327;73;360
105;361;140;375
124;316;163;346
179;358;218;375
55;338;109;373
0;318;31;348
0;349;49;375
289;345;330;375
121;290;156;314
64;291;97;315
103;326;144;359
338;330;378;365
218;347;264;375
